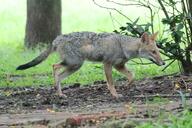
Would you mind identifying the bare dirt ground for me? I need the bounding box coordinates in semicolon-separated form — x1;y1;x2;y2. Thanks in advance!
0;74;192;127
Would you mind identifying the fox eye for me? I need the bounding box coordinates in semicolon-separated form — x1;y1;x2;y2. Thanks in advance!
152;50;156;54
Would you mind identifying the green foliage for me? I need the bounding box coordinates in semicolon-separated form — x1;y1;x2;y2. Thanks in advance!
114;17;152;37
114;0;192;73
146;96;169;105
160;13;185;58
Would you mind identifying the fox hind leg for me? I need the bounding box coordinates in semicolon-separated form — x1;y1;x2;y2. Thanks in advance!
54;63;82;96
53;63;64;87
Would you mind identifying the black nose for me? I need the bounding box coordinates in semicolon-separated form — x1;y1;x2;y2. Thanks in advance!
162;61;165;65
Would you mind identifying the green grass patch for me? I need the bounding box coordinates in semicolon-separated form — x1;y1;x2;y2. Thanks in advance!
145;96;170;105
101;109;192;128
136;110;192;128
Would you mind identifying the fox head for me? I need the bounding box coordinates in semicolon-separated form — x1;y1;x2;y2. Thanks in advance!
139;32;165;66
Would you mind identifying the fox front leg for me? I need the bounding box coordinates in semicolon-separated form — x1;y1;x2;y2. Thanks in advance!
114;64;134;85
104;63;122;98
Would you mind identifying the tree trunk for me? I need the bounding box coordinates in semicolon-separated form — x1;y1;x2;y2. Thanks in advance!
25;0;61;48
187;0;192;13
183;0;192;74
181;60;192;74
186;0;192;36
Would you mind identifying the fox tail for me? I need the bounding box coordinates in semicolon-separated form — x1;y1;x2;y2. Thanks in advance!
16;44;53;70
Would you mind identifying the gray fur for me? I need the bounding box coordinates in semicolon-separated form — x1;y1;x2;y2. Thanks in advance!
53;32;140;66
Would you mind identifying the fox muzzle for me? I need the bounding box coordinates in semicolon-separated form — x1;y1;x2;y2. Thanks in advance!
149;58;165;66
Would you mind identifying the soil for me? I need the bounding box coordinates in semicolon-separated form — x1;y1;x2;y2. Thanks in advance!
0;74;192;127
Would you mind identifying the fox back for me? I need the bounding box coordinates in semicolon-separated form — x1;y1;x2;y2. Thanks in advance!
53;32;141;66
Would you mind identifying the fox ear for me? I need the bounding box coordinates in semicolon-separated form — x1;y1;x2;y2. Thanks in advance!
141;32;149;43
151;31;159;41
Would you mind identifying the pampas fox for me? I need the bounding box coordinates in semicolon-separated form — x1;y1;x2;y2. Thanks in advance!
17;32;165;98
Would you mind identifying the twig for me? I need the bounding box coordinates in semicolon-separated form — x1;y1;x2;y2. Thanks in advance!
129;58;172;65
152;72;179;79
133;94;192;99
109;12;122;28
162;0;182;14
109;12;116;29
162;59;176;71
157;0;170;20
107;0;155;33
93;0;143;36
159;50;173;59
107;0;144;7
181;78;188;90
107;0;150;8
92;0;133;22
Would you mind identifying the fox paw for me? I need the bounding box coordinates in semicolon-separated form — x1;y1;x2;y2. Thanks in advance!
111;93;123;99
128;79;134;85
58;93;67;98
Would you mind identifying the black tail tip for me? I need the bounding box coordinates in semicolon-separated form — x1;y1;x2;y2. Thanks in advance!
16;65;26;70
16;66;22;70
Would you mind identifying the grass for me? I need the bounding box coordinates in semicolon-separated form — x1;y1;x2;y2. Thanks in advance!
101;96;192;128
101;108;192;128
136;110;192;128
0;0;179;88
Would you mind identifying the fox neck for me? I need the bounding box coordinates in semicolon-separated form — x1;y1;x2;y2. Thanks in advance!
121;38;142;60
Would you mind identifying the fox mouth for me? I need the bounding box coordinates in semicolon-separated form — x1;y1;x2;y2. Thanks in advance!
149;58;162;66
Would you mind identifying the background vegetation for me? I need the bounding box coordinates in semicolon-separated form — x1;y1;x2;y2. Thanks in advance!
112;0;192;74
0;0;191;128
